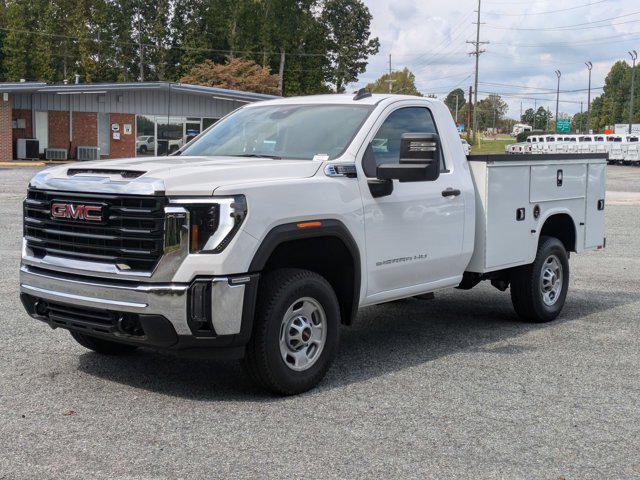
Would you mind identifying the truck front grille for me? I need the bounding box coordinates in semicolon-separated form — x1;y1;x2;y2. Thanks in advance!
23;188;167;271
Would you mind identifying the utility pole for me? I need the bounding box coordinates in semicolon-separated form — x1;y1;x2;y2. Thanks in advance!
455;94;459;123
467;86;473;142
628;50;637;134
467;0;488;144
278;48;286;96
580;101;584;134
387;54;393;92
585;61;593;133
555;70;561;132
138;33;144;82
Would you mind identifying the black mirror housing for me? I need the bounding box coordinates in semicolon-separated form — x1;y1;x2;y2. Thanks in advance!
400;132;440;163
377;163;435;182
376;133;441;183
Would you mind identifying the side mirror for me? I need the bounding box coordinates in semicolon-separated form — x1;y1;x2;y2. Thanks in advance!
376;133;441;182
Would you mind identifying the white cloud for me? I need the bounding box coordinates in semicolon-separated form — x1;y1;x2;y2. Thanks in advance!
354;0;638;117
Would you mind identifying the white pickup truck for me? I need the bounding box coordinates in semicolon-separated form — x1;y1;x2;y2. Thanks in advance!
20;93;607;394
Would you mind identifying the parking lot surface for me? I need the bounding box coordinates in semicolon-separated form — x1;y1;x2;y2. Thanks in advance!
1;166;639;479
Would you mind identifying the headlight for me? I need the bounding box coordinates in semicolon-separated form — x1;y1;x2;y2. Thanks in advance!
172;196;247;254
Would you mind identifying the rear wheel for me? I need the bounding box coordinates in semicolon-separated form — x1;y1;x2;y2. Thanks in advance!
243;268;340;395
510;236;569;323
70;331;138;355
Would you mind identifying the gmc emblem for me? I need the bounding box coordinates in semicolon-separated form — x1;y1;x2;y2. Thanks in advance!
51;203;103;222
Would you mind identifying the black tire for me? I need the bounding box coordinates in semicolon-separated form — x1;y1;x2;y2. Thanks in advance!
510;236;570;323
243;268;340;395
70;331;138;355
139;145;147;154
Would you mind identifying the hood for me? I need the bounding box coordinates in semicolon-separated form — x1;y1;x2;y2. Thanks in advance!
29;156;323;196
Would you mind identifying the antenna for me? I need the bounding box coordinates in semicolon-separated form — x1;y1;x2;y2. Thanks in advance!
353;88;372;101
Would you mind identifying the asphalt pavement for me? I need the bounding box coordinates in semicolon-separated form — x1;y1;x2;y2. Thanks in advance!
1;166;639;479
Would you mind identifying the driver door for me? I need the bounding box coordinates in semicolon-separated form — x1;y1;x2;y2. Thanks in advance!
358;105;466;301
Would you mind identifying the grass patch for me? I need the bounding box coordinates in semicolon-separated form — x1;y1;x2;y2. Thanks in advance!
470;138;513;155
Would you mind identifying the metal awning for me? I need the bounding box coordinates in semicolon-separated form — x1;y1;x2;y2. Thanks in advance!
0;81;276;102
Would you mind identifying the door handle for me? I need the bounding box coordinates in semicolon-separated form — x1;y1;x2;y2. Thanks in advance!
442;188;461;197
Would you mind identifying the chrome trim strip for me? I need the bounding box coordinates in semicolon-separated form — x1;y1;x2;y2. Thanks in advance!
29;170;166;195
21;284;148;309
210;278;245;335
169;198;220;204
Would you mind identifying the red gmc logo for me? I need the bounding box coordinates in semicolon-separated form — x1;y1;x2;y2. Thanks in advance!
51;203;103;222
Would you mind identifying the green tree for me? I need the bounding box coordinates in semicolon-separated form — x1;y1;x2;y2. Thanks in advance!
475;94;508;130
572;111;589;133
521;108;535;126
321;0;379;92
2;0;34;80
444;88;465;121
180;58;280;95
365;67;422;96
0;0;7;80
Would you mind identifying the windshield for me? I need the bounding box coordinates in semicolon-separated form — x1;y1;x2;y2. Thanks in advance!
180;104;373;160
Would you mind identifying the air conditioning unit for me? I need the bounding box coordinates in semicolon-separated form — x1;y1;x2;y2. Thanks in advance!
45;148;67;161
77;146;100;161
16;139;39;160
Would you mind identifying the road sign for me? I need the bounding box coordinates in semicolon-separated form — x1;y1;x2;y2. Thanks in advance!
556;118;571;133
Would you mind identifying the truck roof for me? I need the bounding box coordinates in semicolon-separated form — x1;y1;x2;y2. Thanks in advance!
249;93;436;107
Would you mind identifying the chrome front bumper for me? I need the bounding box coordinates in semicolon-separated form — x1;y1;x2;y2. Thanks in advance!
20;264;255;343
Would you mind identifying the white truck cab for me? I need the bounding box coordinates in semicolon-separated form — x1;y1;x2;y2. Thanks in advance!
20;93;606;394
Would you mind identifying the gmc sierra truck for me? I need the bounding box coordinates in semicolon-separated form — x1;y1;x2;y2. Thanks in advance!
20;92;607;395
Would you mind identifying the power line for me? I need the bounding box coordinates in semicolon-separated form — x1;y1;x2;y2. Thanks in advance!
0;26;329;59
479;81;604;94
407;10;475;69
485;0;607;16
487;31;640;48
478;90;585;104
486;10;640;31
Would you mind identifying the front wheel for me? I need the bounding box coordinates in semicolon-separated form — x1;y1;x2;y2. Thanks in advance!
510;236;570;323
243;268;340;395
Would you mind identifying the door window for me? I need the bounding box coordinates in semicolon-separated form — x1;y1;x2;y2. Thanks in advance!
363;107;444;177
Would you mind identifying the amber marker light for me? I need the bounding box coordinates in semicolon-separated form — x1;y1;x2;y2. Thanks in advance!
296;221;322;229
191;224;200;251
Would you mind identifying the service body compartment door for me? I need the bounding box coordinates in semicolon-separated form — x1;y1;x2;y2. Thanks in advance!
485;165;536;269
530;164;587;202
584;162;606;248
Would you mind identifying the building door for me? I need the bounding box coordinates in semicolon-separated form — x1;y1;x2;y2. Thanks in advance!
34;111;48;154
98;113;110;157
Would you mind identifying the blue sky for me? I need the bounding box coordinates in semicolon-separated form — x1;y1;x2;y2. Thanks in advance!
353;0;638;119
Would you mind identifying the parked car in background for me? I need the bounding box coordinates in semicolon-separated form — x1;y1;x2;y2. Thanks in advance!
136;135;155;154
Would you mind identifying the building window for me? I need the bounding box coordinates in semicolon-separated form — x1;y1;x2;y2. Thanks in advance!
136;115;155;156
135;116;220;157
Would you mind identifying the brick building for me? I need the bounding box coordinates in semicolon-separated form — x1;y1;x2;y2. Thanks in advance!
0;82;274;161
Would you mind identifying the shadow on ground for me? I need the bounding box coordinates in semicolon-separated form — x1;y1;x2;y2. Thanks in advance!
76;286;634;401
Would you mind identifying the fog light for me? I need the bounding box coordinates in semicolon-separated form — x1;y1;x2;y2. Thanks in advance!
117;314;144;336
34;300;48;316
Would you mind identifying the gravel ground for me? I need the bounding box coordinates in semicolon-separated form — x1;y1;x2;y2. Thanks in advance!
1;166;639;479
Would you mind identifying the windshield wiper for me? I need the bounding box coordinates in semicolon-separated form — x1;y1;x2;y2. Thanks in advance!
234;154;282;160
